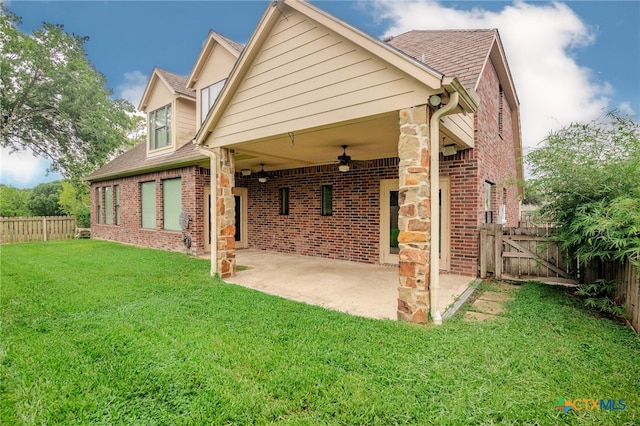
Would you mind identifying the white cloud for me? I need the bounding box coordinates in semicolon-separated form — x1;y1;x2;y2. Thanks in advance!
117;70;148;107
0;146;60;188
368;0;613;152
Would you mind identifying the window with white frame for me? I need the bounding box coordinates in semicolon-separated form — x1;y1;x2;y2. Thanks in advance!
141;181;156;229
162;178;182;231
201;79;226;123
149;104;171;150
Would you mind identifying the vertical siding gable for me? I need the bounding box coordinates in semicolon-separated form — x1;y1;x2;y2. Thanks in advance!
209;8;434;146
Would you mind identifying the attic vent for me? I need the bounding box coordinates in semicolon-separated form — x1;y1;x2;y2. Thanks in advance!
382;35;394;42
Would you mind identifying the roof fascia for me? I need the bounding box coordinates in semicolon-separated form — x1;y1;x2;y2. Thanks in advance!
138;68;161;111
186;31;242;89
85;155;206;183
139;68;180;111
195;0;446;146
442;76;479;113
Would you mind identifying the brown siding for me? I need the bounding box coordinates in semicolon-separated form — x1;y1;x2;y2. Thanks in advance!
90;166;209;255
237;159;398;264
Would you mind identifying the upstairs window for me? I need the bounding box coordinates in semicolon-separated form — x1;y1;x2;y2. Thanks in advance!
201;79;226;123
149;104;171;151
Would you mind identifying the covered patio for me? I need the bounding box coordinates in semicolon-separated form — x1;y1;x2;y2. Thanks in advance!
223;249;476;320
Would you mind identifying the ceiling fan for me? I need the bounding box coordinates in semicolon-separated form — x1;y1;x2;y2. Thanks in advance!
336;145;366;172
337;145;352;172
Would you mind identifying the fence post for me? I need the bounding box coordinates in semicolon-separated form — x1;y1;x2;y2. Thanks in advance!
480;226;487;278
494;224;503;280
43;217;47;242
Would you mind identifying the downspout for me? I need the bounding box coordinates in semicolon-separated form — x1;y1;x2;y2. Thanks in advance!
429;90;459;325
198;145;218;277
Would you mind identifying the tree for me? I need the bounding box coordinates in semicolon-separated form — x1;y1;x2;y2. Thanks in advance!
527;112;640;264
0;5;136;181
0;184;31;216
27;181;63;216
58;180;90;227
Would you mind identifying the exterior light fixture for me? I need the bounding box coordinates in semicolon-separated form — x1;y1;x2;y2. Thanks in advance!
258;164;267;183
429;94;442;107
442;144;457;156
241;169;251;176
338;164;350;172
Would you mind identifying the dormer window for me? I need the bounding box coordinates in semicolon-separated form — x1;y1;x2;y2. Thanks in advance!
149;104;172;150
201;79;226;123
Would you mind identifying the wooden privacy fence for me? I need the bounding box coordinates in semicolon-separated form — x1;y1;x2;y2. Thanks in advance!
583;259;640;333
0;216;77;244
480;224;639;333
480;224;577;285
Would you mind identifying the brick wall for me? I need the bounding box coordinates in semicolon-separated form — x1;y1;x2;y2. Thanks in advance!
90;166;209;255
236;159;399;264
439;58;521;276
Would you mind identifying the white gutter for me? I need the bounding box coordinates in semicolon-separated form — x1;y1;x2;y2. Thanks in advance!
429;90;460;325
198;146;218;277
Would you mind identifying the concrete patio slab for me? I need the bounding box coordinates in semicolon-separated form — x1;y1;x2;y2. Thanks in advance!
222;249;475;321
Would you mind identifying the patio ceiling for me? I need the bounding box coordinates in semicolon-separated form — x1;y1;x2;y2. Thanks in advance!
230;111;400;174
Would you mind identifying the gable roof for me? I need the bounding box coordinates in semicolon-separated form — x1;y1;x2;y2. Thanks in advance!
389;29;523;193
85;141;205;182
186;30;244;89
386;30;496;92
195;0;481;147
138;67;195;111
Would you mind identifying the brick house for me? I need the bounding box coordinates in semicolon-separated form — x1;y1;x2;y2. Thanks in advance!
87;0;523;324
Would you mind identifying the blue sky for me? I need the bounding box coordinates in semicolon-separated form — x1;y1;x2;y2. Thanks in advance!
2;0;639;188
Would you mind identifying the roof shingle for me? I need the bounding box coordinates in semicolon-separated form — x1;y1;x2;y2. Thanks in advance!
386;29;497;91
155;68;195;98
86;141;205;182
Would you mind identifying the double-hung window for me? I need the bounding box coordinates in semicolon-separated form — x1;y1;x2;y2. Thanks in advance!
141;181;157;229
162;178;182;231
201;79;226;123
149;104;171;150
104;186;113;225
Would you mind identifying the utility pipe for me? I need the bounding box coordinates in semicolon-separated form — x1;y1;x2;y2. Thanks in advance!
198;146;218;277
429;90;459;325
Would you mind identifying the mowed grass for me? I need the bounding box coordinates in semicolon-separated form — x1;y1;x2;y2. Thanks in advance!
1;240;639;425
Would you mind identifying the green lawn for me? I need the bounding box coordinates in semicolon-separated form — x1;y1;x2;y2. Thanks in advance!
1;240;639;425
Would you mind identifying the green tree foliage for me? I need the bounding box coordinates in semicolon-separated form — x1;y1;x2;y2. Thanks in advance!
58;180;91;227
0;184;31;216
527;112;640;318
0;5;136;181
27;181;64;216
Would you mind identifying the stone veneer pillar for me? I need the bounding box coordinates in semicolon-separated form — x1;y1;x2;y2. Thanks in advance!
397;105;431;324
215;147;236;278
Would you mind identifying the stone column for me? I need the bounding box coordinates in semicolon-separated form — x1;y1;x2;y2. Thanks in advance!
397;105;431;324
215;147;236;278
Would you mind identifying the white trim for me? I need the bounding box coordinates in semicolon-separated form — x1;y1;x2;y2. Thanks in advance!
233;187;248;249
380;179;399;265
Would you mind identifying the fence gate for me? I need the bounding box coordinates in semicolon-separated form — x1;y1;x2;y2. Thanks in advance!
480;224;577;285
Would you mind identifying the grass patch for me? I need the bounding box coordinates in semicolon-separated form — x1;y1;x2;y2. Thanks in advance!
2;240;639;424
